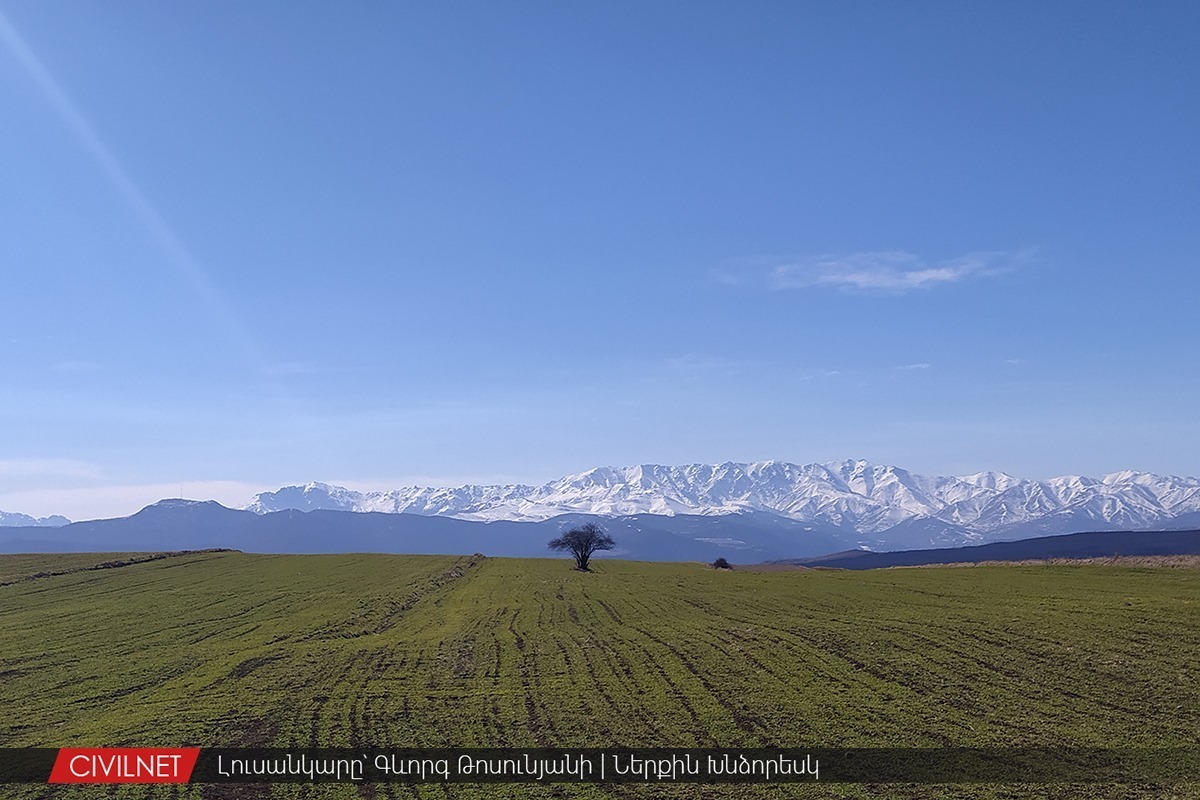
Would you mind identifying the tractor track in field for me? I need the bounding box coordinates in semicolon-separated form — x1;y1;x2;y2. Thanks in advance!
574;638;654;739
725;626;899;699
227;653;285;679
868;620;1154;717
550;623;641;741
780;627;904;688
622;624;714;743
633;624;761;742
345;648;393;747
0;551;228;588
306;554;486;641
515;634;556;747
593;597;624;624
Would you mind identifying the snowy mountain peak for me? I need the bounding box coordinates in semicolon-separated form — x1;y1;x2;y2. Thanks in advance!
961;471;1022;492
245;460;1200;541
0;509;71;528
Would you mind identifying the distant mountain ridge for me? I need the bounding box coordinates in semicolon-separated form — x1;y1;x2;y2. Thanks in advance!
7;498;1198;567
0;510;70;528
783;528;1200;570
247;460;1200;544
0;499;847;562
6;460;1199;554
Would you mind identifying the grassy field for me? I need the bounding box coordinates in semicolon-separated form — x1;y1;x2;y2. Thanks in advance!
1;551;1197;799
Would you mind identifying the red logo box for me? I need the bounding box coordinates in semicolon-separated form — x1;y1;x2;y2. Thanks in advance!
49;748;200;784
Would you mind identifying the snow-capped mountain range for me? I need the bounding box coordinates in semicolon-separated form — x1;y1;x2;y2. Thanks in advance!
0;510;70;528
247;460;1200;542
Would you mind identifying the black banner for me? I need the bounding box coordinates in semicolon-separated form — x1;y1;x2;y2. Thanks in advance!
3;747;1198;783
0;749;58;783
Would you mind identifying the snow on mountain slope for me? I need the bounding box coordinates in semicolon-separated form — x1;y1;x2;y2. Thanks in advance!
0;510;71;527
245;461;1200;539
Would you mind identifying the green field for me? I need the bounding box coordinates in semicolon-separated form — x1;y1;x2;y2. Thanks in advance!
1;551;1198;799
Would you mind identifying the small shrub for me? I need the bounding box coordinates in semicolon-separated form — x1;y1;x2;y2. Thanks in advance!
712;557;732;570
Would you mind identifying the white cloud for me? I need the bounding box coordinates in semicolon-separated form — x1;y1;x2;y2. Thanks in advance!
663;354;750;380
896;362;932;371
769;250;1013;293
799;369;844;381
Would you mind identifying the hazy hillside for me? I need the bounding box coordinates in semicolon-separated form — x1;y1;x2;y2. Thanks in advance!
0;500;851;562
784;529;1200;569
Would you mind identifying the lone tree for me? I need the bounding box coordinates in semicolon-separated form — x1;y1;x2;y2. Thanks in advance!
548;522;615;571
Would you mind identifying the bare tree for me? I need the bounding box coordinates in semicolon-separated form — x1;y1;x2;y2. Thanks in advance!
548;522;615;571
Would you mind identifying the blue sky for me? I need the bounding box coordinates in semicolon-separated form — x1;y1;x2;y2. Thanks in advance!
2;2;1198;519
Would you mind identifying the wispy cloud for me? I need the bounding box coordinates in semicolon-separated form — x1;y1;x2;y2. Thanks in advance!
662;354;750;380
764;250;1015;293
799;368;844;381
0;458;103;480
895;362;932;371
